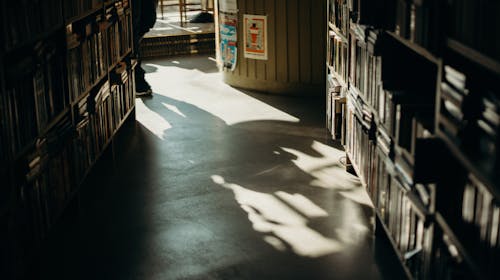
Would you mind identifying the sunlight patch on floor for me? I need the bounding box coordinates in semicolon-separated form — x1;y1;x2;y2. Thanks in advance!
163;103;187;118
143;60;300;126
211;175;343;258
281;141;373;208
275;191;329;218
136;98;172;140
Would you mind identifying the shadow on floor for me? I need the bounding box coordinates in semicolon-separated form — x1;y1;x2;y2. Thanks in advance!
31;55;406;280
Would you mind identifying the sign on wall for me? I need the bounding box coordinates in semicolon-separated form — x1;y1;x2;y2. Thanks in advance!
219;13;238;71
243;14;268;60
218;0;238;71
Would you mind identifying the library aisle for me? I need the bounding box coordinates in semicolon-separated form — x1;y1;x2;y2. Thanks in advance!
32;55;401;280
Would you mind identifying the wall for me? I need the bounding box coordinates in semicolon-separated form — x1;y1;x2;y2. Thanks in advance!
217;0;326;95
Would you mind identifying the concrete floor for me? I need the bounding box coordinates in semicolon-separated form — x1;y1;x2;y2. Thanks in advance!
32;55;404;280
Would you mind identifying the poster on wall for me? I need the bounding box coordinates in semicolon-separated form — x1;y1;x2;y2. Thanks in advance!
219;0;237;13
243;14;268;60
219;12;238;71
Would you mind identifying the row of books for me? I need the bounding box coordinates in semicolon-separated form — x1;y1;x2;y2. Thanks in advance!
347;81;422;160
430;221;476;279
438;65;500;177
0;1;137;279
15;64;135;269
2;47;67;157
110;63;135;129
326;5;349;144
434;164;500;279
339;6;465;277
345;93;438;279
116;2;133;60
394;0;441;53
140;34;216;58
327;84;346;142
66;16;108;103
0;0;63;51
383;177;432;279
460;174;500;278
330;0;500;278
328;31;349;85
73;65;134;183
447;0;500;61
345;95;375;184
33;42;69;132
345;97;486;279
105;3;133;68
348;28;383;113
66;3;132;104
21;114;75;243
328;0;349;37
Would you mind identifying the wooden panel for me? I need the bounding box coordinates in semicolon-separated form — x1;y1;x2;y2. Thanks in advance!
265;0;276;82
246;0;256;79
299;0;312;83
236;0;247;77
287;0;300;83
275;0;288;82
311;0;325;85
222;0;325;95
255;0;267;81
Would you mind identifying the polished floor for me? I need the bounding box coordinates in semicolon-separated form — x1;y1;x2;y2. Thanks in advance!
33;55;404;280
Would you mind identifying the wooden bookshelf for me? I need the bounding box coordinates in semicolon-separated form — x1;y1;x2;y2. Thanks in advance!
39;107;71;137
436;129;500;201
387;32;439;65
326;1;500;279
65;5;103;25
70;72;109;106
0;1;137;278
375;211;413;280
345;149;367;188
326;64;347;88
434;213;483;280
328;22;348;43
4;24;64;54
110;49;133;73
347;137;424;280
447;38;500;77
59;105;135;225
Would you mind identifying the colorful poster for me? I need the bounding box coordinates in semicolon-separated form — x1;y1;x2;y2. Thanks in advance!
220;12;238;71
243;14;267;60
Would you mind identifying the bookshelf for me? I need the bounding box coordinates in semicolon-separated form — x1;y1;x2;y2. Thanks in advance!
326;0;500;279
387;32;439;65
326;0;349;142
0;0;137;279
446;38;500;77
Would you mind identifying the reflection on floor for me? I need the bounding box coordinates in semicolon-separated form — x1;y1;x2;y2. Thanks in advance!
33;55;405;280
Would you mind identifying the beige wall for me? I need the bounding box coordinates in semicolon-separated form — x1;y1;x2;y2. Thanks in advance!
218;0;326;95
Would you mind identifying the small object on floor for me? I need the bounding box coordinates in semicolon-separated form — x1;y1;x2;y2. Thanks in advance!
189;12;214;23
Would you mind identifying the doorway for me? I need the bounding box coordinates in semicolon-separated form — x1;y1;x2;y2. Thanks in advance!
141;0;216;58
